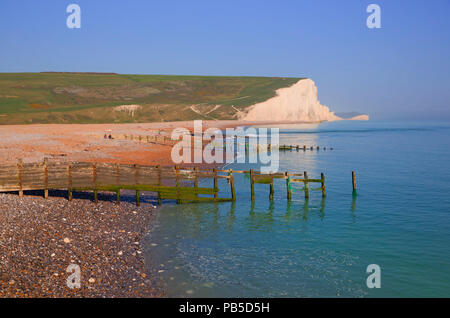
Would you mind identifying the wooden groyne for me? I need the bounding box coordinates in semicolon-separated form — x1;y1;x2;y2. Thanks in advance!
119;134;333;152
278;145;333;151
0;159;326;205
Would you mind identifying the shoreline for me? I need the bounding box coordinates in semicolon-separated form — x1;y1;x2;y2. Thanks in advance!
0;119;318;298
0;120;320;166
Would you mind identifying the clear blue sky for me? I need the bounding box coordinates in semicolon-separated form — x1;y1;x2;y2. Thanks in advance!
0;0;449;119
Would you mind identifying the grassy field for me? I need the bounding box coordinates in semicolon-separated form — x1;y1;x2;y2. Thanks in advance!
0;73;301;124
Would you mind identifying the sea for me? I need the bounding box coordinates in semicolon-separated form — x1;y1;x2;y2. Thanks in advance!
143;120;450;297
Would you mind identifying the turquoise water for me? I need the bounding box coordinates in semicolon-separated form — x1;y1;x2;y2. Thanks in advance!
143;121;450;297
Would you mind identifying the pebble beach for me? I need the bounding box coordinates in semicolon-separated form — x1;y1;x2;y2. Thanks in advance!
0;190;164;297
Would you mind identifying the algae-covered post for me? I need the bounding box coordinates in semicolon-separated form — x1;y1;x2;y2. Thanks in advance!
157;164;162;205
352;171;357;195
44;158;48;199
135;164;140;206
321;172;326;198
93;162;98;204
213;168;218;199
269;179;274;201
303;171;309;199
175;166;181;203
115;164;120;204
229;169;236;201
17;158;23;197
194;167;199;199
67;163;73;201
250;169;255;201
286;171;291;201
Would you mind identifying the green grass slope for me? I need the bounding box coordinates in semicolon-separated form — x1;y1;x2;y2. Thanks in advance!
0;73;301;124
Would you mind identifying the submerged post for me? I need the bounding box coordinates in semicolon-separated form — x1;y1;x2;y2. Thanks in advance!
250;169;255;201
269;178;274;201
44;158;48;199
93;163;98;204
67;163;72;201
352;171;357;196
229;169;236;201
303;171;309;199
286;172;291;201
321;172;326;198
17;158;23;197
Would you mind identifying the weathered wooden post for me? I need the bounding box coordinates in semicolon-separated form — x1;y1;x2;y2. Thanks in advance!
135;164;140;206
213;168;218;199
67;163;72;201
139;135;142;143
310;146;313;151
93;163;98;204
303;145;306;151
296;145;300;151
285;172;291;201
157;165;162;205
269;178;274;201
194;167;199;200
175;166;181;203
115;163;120;204
321;172;326;198
303;171;309;199
43;158;48;199
250;169;255;201
17;158;23;197
229;169;236;201
146;135;149;143
352;171;357;196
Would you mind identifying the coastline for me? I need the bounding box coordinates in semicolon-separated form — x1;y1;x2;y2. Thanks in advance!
0;119;318;297
0;120;319;166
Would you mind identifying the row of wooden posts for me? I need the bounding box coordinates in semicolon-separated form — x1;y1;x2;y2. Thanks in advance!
1;159;329;206
278;145;334;151
123;134;176;146
121;134;333;153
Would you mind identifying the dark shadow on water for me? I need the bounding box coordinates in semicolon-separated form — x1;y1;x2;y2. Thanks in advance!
4;189;159;205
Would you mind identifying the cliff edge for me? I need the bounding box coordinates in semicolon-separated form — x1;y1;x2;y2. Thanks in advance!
239;79;342;122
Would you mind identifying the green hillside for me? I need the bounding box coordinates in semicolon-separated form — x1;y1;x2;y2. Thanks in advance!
0;73;301;124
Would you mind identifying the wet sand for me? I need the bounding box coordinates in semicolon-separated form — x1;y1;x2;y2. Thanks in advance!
0;120;313;165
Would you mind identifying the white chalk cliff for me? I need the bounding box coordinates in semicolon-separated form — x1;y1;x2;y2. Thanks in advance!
239;79;342;122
